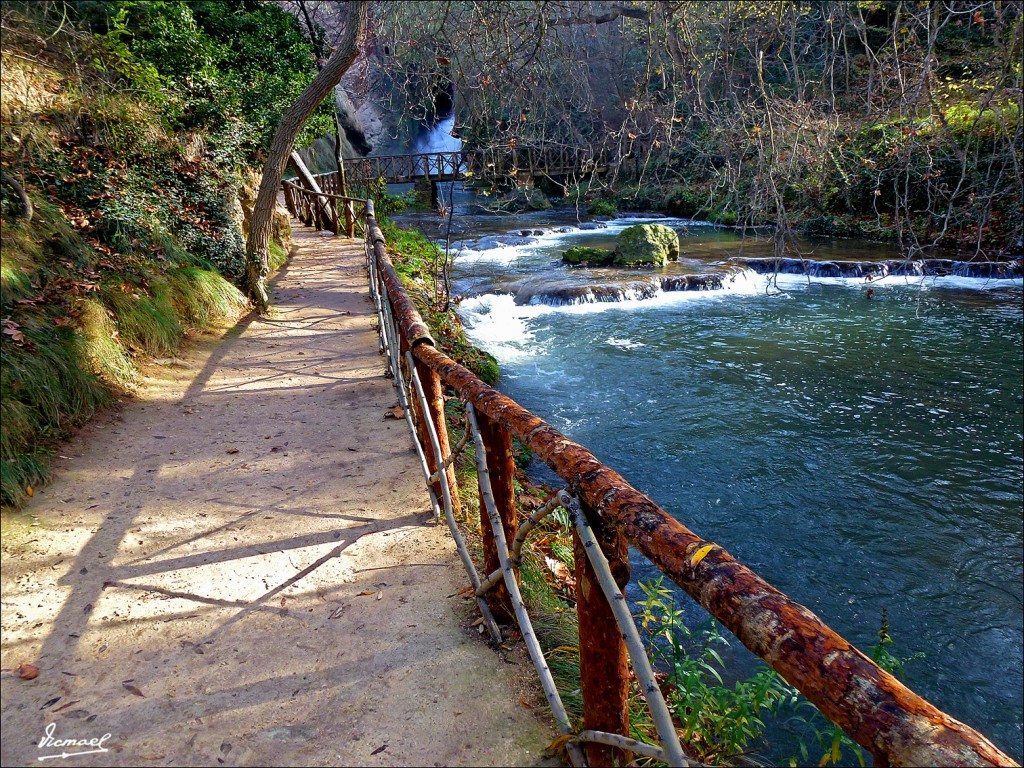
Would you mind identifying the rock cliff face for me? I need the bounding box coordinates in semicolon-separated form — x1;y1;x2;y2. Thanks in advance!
336;63;400;156
279;0;400;158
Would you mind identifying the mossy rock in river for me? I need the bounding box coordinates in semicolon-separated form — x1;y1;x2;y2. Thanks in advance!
563;246;614;266
615;223;680;265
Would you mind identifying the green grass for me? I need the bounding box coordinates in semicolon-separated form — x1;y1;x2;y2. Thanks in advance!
0;204;252;508
76;298;136;389
0;319;111;506
166;267;248;328
268;239;290;272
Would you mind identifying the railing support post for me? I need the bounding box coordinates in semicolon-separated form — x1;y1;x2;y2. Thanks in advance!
574;503;631;767
475;413;518;622
345;200;355;238
413;355;461;519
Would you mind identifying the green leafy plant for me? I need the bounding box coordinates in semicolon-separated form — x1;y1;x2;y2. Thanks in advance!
587;198;618;216
635;577;799;764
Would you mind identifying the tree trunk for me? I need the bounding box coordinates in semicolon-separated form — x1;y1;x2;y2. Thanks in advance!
297;0;350;197
1;171;33;221
244;0;367;310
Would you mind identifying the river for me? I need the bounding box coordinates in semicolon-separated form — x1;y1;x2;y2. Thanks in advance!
391;187;1024;763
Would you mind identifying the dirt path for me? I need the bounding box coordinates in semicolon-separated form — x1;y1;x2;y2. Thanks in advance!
0;229;555;766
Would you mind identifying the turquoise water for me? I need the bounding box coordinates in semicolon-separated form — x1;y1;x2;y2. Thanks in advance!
395;201;1024;760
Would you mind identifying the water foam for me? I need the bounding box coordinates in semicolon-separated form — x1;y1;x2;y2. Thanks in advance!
606;337;646;350
458;269;772;361
456;294;547;361
766;272;1024;292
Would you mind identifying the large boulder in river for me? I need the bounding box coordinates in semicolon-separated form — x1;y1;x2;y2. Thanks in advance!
615;223;679;266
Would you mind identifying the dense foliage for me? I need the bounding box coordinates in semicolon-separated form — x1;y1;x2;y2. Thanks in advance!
70;0;333;161
0;1;321;506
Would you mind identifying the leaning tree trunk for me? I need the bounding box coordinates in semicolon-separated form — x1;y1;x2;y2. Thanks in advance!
1;171;33;221
297;0;350;196
245;0;367;310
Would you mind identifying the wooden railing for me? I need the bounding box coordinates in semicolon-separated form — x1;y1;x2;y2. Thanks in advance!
280;180;1016;768
282;179;367;238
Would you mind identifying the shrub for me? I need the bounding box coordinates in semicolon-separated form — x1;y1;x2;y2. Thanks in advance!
587;198;617;216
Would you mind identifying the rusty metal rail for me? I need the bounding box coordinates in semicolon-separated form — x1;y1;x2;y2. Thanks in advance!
280;181;1017;768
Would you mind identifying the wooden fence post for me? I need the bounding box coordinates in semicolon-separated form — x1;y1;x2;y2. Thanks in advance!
574;502;631;767
476;413;518;622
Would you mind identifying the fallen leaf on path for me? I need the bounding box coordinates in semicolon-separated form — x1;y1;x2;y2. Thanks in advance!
122;683;146;698
41;696;61;710
355;590;375;596
520;695;534;709
384;405;404;420
226;448;239;454
16;663;39;680
26;486;33;497
470;617;484;627
544;555;572;584
52;700;80;713
141;754;165;760
370;744;388;756
375;591;383;600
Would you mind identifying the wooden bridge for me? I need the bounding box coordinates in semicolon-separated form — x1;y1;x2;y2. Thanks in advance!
281;144;607;233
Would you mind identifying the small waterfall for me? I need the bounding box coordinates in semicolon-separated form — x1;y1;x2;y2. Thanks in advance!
515;280;661;307
409;113;463;155
510;270;753;307
734;257;1023;280
953;260;1024;279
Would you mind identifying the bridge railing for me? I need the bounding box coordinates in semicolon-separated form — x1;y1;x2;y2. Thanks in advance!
280;181;1014;768
337;151;464;184
328;145;610;187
